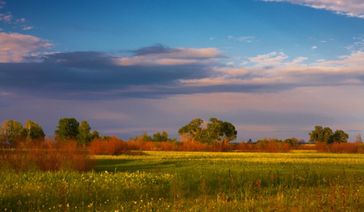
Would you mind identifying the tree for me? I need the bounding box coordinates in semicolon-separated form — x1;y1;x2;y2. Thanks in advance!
152;131;169;142
78;121;92;145
91;130;100;140
309;125;349;144
24;120;45;142
309;125;323;143
207;118;237;144
0;120;26;146
55;118;80;141
178;118;237;144
330;130;349;143
309;126;333;143
178;118;204;142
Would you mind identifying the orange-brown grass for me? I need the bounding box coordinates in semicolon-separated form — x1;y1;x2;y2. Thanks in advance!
0;140;90;171
316;142;364;153
88;137;129;155
235;141;291;152
178;141;211;151
296;143;316;151
88;138;364;155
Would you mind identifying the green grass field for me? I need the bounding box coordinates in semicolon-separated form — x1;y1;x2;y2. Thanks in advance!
1;151;364;211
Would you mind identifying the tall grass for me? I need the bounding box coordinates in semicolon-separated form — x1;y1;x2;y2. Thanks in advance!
316;142;364;153
0;140;90;171
88;138;301;154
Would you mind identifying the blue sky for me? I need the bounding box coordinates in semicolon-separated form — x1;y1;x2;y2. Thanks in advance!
1;0;364;140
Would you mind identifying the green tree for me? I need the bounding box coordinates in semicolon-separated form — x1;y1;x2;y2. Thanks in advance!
78;121;93;145
152;131;169;142
24;120;45;142
178;118;237;144
207;118;237;144
0;120;26;146
330;130;349;143
91;130;100;140
55;118;80;141
309;126;323;143
309;126;333;143
178;118;204;142
309;125;349;144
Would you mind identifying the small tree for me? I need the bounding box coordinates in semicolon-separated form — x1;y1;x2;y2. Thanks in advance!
152;131;169;142
178;118;204;142
55;118;80;141
91;130;100;140
24;120;45;142
330;130;349;143
0;120;26;146
78;121;92;145
178;117;237;145
309;125;333;143
309;125;349;144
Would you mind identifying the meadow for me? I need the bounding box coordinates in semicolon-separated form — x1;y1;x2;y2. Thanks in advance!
1;151;364;211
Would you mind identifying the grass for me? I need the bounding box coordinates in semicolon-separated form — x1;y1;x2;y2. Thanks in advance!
1;151;364;211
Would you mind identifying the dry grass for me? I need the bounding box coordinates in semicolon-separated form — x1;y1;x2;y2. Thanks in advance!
316;142;364;153
0;140;90;171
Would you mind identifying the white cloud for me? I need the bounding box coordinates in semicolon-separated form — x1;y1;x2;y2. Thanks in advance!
248;51;288;66
227;35;255;43
264;0;364;18
0;32;52;62
180;50;364;88
22;26;33;31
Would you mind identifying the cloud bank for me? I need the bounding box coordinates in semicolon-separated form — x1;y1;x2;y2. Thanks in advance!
0;41;364;100
265;0;364;18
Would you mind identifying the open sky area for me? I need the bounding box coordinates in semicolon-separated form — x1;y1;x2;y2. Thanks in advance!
0;0;364;141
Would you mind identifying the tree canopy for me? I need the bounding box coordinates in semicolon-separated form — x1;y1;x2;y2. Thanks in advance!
309;125;349;144
55;118;99;144
55;118;80;141
78;121;93;145
24;120;45;142
0;120;26;146
178;117;237;144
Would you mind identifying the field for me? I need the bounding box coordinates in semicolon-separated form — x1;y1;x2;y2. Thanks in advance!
1;151;364;211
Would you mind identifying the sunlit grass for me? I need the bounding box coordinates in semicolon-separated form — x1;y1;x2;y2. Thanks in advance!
1;151;364;211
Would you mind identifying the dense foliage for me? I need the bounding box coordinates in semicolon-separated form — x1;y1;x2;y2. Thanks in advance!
309;125;349;143
178;118;237;144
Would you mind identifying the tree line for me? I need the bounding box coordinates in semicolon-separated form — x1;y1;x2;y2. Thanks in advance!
0;118;100;147
0;117;356;147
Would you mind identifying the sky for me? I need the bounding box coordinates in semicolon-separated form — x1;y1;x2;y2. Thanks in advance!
0;0;364;141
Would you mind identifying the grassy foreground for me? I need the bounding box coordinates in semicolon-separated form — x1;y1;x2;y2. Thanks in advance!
1;151;364;211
